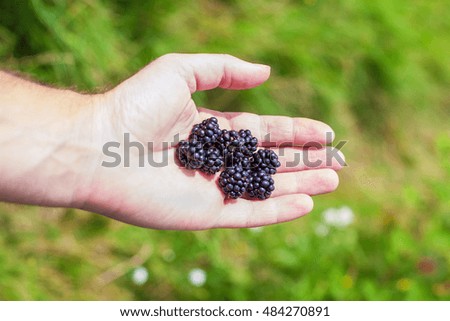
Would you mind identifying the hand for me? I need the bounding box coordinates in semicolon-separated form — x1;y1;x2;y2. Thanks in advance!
79;54;344;230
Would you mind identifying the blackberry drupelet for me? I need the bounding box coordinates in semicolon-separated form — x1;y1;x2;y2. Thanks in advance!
219;165;251;199
251;149;281;174
246;169;276;200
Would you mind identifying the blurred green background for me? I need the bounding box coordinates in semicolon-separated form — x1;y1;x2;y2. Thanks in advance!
0;0;449;300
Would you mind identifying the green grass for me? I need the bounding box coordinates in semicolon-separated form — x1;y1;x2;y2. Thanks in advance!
0;0;449;300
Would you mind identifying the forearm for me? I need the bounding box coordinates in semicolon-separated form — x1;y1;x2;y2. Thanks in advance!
0;71;96;208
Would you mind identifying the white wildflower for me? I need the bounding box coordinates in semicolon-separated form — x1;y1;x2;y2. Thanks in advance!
188;268;207;287
132;266;149;285
338;206;355;226
323;206;354;227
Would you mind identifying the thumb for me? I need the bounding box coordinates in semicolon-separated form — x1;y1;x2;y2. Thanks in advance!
148;53;271;93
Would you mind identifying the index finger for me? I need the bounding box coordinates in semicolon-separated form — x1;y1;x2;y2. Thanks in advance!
198;109;335;146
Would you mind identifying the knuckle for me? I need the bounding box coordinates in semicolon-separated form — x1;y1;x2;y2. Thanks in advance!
153;53;180;66
220;53;233;60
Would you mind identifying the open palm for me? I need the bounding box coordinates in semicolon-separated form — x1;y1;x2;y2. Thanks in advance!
83;54;343;230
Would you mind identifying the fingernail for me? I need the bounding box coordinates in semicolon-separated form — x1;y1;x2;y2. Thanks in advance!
254;64;271;72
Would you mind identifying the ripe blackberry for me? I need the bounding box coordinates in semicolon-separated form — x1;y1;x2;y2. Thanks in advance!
246;169;275;200
177;117;281;201
238;129;258;156
177;118;224;173
219;129;258;167
176;139;205;170
200;147;224;174
189;117;222;148
251;149;281;174
219;165;251;199
217;129;238;151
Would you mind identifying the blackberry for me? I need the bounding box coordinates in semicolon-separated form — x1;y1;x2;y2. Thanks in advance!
177;117;224;173
189;117;222;148
177;117;281;201
246;169;275;200
176;139;205;170
219;165;251;199
238;129;258;156
251;149;281;174
217;129;238;152
200;147;224;174
219;129;258;167
246;149;279;200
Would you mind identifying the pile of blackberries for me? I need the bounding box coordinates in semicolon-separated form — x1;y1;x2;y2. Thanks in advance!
177;117;281;200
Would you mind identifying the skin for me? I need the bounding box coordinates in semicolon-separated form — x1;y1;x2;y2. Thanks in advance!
0;53;344;230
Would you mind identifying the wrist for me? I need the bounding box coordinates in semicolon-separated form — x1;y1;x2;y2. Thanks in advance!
0;77;100;208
